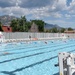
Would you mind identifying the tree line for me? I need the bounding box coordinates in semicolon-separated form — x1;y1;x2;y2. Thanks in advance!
10;16;45;32
0;16;74;32
45;27;74;33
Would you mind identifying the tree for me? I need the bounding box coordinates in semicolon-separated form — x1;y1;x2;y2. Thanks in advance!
19;16;27;31
10;19;19;32
0;22;3;31
10;16;28;32
60;28;65;33
25;22;31;32
68;27;73;31
51;27;58;33
10;16;45;32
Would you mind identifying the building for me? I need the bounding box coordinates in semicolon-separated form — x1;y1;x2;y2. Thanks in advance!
30;22;38;32
64;30;75;33
2;26;12;32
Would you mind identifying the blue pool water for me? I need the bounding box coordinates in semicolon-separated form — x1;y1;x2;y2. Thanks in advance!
0;39;75;75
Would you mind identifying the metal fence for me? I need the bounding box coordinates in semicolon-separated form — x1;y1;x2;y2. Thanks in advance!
2;32;75;39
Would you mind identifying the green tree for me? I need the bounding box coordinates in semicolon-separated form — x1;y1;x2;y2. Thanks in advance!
0;22;3;31
60;28;65;33
51;27;58;33
10;19;19;32
10;16;28;32
68;27;73;31
10;16;45;32
19;16;27;31
25;22;31;32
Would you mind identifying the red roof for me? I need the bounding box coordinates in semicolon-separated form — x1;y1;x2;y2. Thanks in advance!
2;26;12;32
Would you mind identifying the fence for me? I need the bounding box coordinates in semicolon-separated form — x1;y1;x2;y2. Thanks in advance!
2;32;75;40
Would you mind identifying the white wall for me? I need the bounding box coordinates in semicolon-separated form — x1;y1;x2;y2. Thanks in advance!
2;32;75;39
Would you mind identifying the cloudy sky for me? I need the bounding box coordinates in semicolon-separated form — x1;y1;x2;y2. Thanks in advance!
0;0;75;28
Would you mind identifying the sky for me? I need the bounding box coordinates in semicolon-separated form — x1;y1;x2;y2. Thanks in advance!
0;0;75;28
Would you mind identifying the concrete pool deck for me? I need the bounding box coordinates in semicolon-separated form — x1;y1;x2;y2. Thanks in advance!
4;36;67;43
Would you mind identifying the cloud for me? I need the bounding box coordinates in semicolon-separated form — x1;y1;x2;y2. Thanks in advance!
0;0;71;19
0;0;75;28
0;0;16;8
0;6;31;17
55;0;67;10
67;0;75;14
18;0;56;8
65;14;71;18
0;0;57;8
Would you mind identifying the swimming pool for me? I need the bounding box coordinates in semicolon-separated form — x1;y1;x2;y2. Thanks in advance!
0;39;75;75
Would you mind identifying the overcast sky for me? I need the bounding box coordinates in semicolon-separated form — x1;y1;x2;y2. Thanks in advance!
0;0;75;28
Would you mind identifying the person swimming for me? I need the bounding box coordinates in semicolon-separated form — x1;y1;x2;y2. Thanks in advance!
51;41;53;43
3;52;9;55
45;41;47;44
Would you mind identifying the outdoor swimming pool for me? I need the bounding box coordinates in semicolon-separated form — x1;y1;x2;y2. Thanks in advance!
0;39;75;75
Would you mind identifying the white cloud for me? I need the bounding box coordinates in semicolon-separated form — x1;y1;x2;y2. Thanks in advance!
65;14;71;18
0;3;63;19
67;0;75;14
0;0;71;19
53;13;62;18
0;0;75;28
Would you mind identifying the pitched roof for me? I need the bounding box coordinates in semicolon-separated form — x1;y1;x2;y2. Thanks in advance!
30;22;38;32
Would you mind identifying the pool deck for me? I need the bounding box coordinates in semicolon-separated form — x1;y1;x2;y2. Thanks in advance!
4;37;67;43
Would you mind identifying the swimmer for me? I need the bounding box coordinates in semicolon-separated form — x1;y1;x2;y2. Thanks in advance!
3;52;9;55
34;42;37;44
45;41;47;44
64;41;66;43
51;41;53;43
63;40;66;43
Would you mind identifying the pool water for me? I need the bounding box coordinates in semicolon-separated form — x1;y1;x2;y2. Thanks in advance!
0;39;75;75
